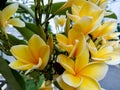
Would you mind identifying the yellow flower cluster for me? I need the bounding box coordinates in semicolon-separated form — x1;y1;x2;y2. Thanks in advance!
7;0;120;90
55;0;120;90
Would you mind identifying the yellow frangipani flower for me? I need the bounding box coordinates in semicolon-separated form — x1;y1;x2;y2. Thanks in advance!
91;20;117;39
104;32;120;41
88;40;120;65
54;15;66;27
57;48;108;90
88;0;108;9
56;29;86;58
56;0;85;14
0;3;25;28
9;34;50;71
67;1;104;35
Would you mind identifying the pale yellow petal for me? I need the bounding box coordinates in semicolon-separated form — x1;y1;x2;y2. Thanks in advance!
79;1;104;33
92;20;117;38
62;71;82;88
68;29;86;57
81;62;108;81
97;46;113;57
72;16;93;35
57;54;75;74
28;34;46;60
56;34;68;44
58;43;73;53
72;5;81;16
2;3;18;21
57;76;75;90
105;53;120;65
0;11;5;27
9;60;33;70
39;46;50;70
66;11;81;22
10;45;35;63
8;18;25;27
75;46;89;73
78;76;101;90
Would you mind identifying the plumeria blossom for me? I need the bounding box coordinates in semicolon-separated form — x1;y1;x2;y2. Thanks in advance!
0;3;25;29
67;1;104;35
57;47;108;90
91;20;117;39
54;15;66;27
88;39;120;65
9;34;50;72
56;29;86;58
88;0;108;9
55;0;85;14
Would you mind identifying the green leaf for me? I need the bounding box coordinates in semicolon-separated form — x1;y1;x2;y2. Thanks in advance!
25;23;46;41
8;34;27;45
15;25;35;41
37;75;45;88
0;57;23;90
25;79;37;90
51;2;71;15
105;11;117;19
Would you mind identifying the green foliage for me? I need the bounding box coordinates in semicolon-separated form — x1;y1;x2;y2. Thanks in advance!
105;11;117;19
0;57;24;90
51;2;71;15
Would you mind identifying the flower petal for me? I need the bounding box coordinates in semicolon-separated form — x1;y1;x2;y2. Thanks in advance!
8;18;25;27
62;71;82;88
75;46;89;73
56;34;68;44
57;76;75;90
57;54;75;74
9;60;33;70
10;45;35;63
39;46;50;70
72;16;93;35
2;3;18;21
81;62;108;81
28;34;46;60
78;76;101;90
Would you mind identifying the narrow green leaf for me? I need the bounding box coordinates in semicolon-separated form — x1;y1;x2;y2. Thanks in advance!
0;57;23;90
105;11;117;19
8;34;27;45
51;2;71;15
15;26;35;41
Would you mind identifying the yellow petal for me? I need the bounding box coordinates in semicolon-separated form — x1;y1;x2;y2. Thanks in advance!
81;62;108;81
79;1;104;33
68;30;86;57
28;34;46;60
72;5;81;16
78;76;101;90
57;76;75;90
56;34;68;44
72;16;93;35
57;54;75;74
92;20;117;38
10;45;35;63
9;60;33;70
75;46;89;73
39;46;50;70
105;53;120;65
2;3;18;21
97;46;113;57
8;18;25;27
62;71;82;88
66;11;81;22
